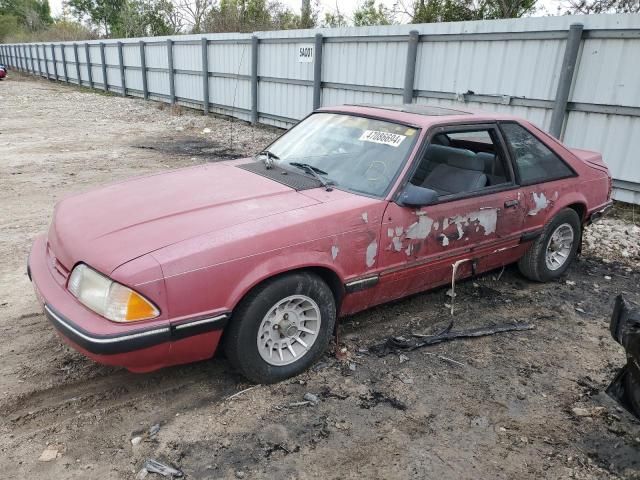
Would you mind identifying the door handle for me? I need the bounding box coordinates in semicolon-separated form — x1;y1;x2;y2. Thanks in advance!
504;199;519;208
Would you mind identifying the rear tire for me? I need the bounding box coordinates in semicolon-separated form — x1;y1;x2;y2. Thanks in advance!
223;272;336;384
518;208;581;282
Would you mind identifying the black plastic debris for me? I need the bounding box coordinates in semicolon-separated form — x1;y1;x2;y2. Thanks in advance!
143;459;184;478
359;391;407;411
369;322;535;357
606;294;640;419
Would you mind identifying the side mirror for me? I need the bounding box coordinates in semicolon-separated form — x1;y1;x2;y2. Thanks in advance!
398;183;438;208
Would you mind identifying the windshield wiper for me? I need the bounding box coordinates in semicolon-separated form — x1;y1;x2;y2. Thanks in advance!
257;150;280;169
289;162;334;192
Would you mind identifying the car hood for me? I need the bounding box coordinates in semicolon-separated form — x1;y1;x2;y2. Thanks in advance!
48;162;320;274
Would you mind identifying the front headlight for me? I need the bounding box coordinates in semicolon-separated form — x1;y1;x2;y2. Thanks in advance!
68;264;159;322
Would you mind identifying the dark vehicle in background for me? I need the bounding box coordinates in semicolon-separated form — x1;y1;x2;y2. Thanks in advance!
608;295;640;418
0;64;7;80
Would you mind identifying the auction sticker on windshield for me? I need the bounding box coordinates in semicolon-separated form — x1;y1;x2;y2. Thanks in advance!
359;130;406;147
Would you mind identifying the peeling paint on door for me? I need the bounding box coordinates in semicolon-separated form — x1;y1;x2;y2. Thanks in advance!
528;192;549;216
331;245;339;260
366;240;378;268
406;214;434;240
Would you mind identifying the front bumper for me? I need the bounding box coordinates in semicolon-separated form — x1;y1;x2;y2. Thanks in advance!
28;235;229;372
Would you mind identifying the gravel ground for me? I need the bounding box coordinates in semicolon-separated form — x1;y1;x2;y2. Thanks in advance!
1;74;639;480
583;217;640;269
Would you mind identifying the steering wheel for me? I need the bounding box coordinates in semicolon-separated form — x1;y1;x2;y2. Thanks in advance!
364;160;392;187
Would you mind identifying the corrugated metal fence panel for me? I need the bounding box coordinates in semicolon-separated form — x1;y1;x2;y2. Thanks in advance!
573;37;640;107
564;111;640;204
145;43;167;69
207;41;252;118
258;40;314;121
3;13;640;202
415;38;564;100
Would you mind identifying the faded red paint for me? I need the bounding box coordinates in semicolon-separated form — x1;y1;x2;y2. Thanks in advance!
28;105;612;372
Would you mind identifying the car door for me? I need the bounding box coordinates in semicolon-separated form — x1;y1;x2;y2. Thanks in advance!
375;123;527;302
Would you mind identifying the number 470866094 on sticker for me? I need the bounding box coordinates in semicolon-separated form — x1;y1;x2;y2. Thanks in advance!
359;130;406;147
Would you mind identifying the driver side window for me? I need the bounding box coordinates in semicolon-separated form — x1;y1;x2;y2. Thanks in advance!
409;126;512;198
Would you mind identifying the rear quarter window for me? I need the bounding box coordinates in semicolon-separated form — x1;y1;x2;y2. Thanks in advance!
501;123;573;185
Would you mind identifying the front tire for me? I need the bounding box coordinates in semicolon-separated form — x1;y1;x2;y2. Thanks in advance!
518;208;581;282
223;272;336;384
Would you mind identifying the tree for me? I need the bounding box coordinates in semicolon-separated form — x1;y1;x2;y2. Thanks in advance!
398;0;536;22
0;0;52;30
202;0;316;34
565;0;639;13
64;0;126;35
353;0;392;26
322;10;347;27
176;0;212;33
113;0;179;37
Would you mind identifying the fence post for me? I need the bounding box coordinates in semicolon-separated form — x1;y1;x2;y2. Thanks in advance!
28;45;33;74
73;43;81;85
200;37;209;114
167;39;175;104
35;44;41;76
61;44;69;83
117;41;126;97
139;40;148;100
100;42;107;92
549;23;583;140
313;33;323;110
43;44;50;79
51;44;58;81
85;43;93;88
24;45;28;72
251;35;259;125
403;30;419;104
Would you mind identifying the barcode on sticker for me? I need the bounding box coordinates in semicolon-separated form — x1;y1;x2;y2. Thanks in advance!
359;130;406;147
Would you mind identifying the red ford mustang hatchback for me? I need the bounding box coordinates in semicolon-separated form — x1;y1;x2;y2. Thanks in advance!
29;105;613;383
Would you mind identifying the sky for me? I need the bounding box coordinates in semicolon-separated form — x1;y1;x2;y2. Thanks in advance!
49;0;564;24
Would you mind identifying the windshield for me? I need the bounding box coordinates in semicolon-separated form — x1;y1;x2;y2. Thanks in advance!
265;113;419;197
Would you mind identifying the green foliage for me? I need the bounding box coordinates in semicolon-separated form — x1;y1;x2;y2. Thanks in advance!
565;0;639;13
411;0;536;22
322;11;347;28
1;16;95;41
112;0;179;37
0;0;52;33
353;0;392;26
65;0;126;35
203;0;317;33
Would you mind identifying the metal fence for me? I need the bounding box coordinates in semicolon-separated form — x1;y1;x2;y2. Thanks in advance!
2;14;639;203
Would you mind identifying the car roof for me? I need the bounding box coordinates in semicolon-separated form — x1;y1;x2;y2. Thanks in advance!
318;103;519;128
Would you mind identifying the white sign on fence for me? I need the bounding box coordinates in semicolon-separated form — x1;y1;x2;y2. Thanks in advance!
297;44;314;63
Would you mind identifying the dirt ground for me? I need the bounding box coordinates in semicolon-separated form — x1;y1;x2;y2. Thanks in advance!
1;74;639;480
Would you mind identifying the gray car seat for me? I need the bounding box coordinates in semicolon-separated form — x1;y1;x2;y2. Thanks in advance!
476;151;507;186
421;150;487;195
412;144;475;185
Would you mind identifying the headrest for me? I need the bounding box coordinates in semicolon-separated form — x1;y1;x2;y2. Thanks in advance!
425;144;483;171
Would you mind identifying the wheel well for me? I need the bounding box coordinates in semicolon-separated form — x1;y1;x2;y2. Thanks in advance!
236;266;345;311
566;202;587;223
